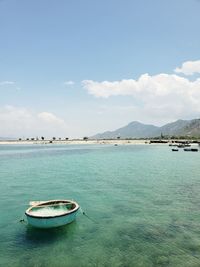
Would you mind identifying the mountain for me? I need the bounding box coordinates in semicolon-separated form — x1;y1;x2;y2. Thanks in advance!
92;121;159;139
157;119;200;137
154;119;191;136
180;119;200;136
91;119;200;139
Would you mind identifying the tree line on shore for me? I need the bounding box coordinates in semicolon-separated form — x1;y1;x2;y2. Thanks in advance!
18;137;89;141
17;135;200;142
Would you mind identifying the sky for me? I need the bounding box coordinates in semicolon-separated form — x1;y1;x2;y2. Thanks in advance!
1;0;200;138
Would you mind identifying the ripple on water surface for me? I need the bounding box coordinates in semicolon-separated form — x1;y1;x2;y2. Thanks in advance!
0;144;200;266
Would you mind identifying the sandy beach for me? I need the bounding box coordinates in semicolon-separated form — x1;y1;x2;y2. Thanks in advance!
0;139;150;145
1;139;198;146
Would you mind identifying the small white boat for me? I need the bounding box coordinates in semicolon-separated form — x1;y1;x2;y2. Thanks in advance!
25;199;79;228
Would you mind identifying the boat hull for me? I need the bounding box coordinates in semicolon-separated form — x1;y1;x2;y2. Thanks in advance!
25;199;79;228
26;210;78;228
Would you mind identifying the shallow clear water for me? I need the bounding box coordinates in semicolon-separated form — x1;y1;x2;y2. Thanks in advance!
0;144;200;267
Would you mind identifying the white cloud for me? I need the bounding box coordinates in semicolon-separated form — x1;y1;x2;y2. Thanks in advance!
0;81;21;91
82;73;192;99
174;60;200;75
38;112;66;125
0;106;68;138
82;61;200;124
83;79;137;98
64;81;75;86
0;81;15;86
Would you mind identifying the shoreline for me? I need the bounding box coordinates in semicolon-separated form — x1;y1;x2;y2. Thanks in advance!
0;139;149;145
0;139;198;145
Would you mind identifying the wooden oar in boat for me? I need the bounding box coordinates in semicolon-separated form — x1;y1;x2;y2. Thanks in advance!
29;201;45;206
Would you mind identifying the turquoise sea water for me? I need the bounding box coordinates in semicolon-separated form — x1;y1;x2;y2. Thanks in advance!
1;144;200;267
